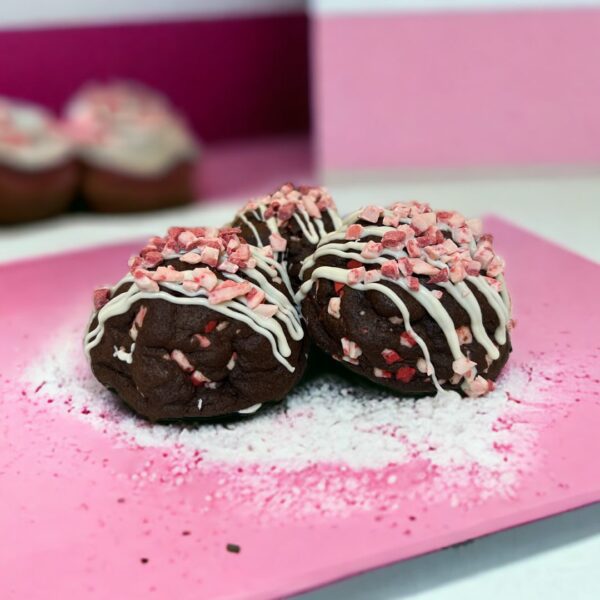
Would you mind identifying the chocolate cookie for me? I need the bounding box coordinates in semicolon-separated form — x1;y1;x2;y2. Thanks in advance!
85;226;307;421
231;183;342;290
298;202;513;397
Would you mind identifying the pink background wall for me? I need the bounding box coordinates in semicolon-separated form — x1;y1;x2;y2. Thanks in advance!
312;9;600;171
0;15;310;142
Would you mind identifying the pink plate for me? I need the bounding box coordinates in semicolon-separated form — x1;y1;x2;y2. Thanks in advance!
1;217;599;599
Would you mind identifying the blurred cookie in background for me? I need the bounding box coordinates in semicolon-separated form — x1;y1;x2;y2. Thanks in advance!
65;81;199;213
0;97;78;225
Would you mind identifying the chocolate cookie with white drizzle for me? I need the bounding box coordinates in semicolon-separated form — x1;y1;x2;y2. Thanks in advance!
231;183;342;291
85;226;307;421
297;202;513;398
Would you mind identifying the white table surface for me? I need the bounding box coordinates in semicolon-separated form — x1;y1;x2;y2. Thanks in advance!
1;170;599;600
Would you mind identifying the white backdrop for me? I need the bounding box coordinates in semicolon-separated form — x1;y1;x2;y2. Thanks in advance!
0;0;305;29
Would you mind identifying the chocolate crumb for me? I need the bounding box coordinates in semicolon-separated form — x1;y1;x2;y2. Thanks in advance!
140;558;149;564
226;543;240;554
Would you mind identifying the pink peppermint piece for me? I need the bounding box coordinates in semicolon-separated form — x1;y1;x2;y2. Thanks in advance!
406;238;421;258
93;287;111;311
486;255;505;277
411;212;437;234
217;260;239;274
424;244;444;260
194;334;211;348
277;202;296;222
230;243;251;263
465;260;482;276
192;268;218;291
361;240;383;259
466;218;483;237
449;261;466;283
328;297;341;319
141;250;164;269
397;257;413;277
391;203;411;219
381;260;400;280
400;331;417;348
428;268;449;284
134;273;160;292
225;352;238;371
456;325;473;344
178;230;197;247
431;289;444;300
381;348;402;365
170;349;194;373
182;280;201;293
364;269;382;283
269;233;287;252
226;237;241;252
261;245;274;259
208;280;252;304
408;258;439;276
180;252;203;265
345;223;364;240
453;356;477;376
134;305;147;328
191;370;211;386
453;225;474;245
199;246;220;267
254;303;279;318
359;205;382;223
381;230;406;249
436;210;465;229
484;276;503;292
245;286;266;309
302;195;322;219
373;368;393;379
341;337;362;359
407;276;420;291
382;214;400;227
347;267;366;285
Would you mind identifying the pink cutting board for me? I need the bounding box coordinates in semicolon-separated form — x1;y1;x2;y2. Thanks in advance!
1;217;599;599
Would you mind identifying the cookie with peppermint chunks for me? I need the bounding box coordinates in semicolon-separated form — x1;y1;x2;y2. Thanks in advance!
85;226;307;421
231;183;342;291
297;202;514;398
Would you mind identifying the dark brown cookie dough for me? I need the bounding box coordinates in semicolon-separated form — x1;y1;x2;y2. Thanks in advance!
86;226;307;421
298;202;513;398
231;183;342;290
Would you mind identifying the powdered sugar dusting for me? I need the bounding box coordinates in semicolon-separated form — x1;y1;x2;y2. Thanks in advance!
25;325;566;517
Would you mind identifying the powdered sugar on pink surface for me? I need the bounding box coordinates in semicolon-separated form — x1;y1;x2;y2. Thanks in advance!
24;322;568;517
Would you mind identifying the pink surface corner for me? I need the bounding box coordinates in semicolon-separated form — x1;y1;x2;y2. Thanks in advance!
0;216;599;599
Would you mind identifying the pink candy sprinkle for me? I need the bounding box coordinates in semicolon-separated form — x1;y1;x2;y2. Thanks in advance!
449;261;466;283
199;246;220;268
400;331;417;348
208;280;252;304
328;297;341;319
345;224;364;240
245;286;265;309
406;238;421;258
364;269;382;283
359;205;382;223
452;356;477;376
341;337;362;359
361;241;383;259
381;348;402;365
191;370;211;386
373;367;393;379
381;230;406;248
93;288;111;311
411;212;436;234
407;276;420;291
269;233;287;252
347;267;366;285
408;258;439;276
170;349;194;373
381;260;400;280
180;252;203;265
194;334;211;348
